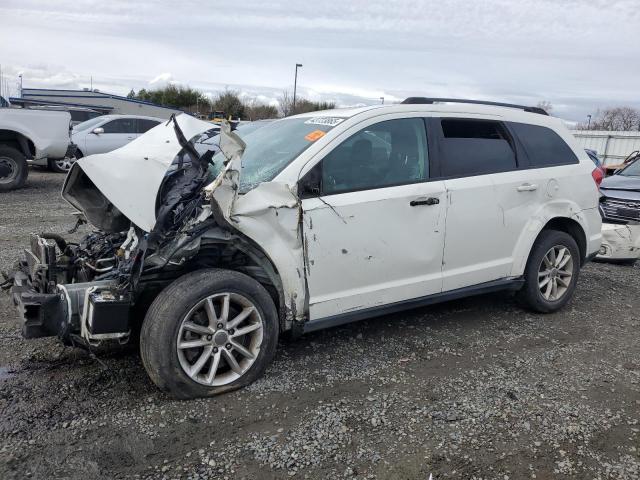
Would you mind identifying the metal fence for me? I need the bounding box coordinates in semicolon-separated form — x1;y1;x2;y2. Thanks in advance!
571;130;640;166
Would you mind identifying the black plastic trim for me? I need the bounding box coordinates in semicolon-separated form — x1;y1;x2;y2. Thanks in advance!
303;277;524;333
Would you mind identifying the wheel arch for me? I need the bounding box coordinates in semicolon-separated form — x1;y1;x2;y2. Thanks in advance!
541;217;587;265
0;129;35;158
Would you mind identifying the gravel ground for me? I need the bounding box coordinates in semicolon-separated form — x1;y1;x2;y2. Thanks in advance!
1;170;639;480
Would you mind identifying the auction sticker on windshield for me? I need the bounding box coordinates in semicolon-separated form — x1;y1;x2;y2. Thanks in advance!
304;117;345;127
305;130;326;142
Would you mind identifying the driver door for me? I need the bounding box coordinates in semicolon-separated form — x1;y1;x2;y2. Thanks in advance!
299;116;447;323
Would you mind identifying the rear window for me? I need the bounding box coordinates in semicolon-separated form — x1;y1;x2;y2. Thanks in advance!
439;119;517;177
509;123;578;167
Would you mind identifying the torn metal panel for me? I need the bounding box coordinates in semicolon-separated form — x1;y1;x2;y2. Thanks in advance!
206;123;307;322
63;114;215;233
597;223;640;262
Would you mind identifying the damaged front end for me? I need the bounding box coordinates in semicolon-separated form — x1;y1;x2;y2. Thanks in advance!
3;114;301;347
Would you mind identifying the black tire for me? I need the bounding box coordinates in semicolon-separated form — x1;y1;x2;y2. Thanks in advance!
518;230;581;313
0;145;28;192
140;268;279;399
47;157;74;174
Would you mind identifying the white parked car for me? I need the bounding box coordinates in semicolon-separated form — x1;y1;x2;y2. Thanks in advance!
71;114;164;159
8;99;602;399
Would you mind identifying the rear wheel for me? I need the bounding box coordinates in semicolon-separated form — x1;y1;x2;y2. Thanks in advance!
518;230;580;313
0;145;28;192
140;268;279;399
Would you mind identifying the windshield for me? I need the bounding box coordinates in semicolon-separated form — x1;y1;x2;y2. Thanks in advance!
73;116;106;132
210;116;344;192
619;159;640;177
236;120;274;138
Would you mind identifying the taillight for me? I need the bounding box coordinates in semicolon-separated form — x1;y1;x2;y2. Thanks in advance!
592;167;604;189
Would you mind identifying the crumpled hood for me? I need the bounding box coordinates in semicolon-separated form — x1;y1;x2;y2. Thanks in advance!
62;114;214;232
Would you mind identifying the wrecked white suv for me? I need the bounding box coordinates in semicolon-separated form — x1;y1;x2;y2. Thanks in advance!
5;99;602;399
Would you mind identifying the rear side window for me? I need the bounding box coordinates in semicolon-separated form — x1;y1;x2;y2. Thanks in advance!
509;123;578;167
137;119;160;133
439;119;516;177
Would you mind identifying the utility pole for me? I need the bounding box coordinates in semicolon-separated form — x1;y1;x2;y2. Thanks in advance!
292;63;302;114
587;114;592;129
18;74;23;97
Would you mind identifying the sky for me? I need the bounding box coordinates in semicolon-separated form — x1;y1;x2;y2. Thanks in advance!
0;0;639;122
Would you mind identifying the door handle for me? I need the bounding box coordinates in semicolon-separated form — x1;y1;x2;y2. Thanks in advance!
410;197;440;206
126;136;135;140
517;183;538;192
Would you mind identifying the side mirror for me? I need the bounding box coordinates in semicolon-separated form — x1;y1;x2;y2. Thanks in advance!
92;127;104;135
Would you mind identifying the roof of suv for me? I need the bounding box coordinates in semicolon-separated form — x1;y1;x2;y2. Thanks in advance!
291;101;559;129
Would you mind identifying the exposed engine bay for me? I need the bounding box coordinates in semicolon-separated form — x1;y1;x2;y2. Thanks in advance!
3;114;300;347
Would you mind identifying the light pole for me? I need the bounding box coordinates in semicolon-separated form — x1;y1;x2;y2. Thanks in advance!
18;74;23;97
587;114;592;129
293;63;302;114
380;97;384;105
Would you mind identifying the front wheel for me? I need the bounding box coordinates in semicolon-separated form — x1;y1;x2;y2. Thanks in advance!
140;269;279;399
518;230;581;313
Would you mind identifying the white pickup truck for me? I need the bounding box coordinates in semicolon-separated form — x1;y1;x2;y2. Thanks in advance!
0;100;73;191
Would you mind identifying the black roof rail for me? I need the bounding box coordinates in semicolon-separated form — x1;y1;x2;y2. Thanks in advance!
401;97;549;116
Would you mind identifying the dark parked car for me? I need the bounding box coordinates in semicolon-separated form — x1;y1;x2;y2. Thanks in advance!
599;158;640;223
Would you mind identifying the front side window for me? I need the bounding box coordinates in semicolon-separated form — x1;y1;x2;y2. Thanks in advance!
102;118;136;134
439;119;516;177
320;118;428;195
210;116;344;193
509;122;578;167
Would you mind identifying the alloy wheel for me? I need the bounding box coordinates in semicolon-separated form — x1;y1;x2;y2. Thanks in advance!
538;245;573;301
176;292;264;386
55;158;74;172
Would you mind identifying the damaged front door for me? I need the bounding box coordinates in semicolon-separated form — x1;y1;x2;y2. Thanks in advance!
299;117;446;323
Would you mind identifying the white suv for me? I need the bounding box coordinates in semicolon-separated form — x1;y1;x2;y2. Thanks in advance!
8;100;602;399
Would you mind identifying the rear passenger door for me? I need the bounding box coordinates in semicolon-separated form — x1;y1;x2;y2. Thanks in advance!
489;122;581;276
432;117;520;291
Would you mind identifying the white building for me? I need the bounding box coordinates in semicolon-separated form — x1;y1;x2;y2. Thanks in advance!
11;88;184;121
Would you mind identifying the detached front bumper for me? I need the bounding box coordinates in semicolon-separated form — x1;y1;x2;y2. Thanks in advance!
10;269;68;339
7;235;131;343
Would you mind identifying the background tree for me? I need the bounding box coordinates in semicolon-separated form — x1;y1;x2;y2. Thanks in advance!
133;84;208;110
278;89;336;116
577;107;640;131
126;89;136;99
244;99;279;120
536;100;553;115
211;89;245;118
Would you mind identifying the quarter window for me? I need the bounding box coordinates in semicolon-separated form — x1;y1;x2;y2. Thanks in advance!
321;118;428;195
438;119;516;177
509;122;579;167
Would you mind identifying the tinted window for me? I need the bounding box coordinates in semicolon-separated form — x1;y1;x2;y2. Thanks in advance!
321;118;428;195
102;118;136;134
510;122;578;167
439;119;516;177
137;119;161;133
